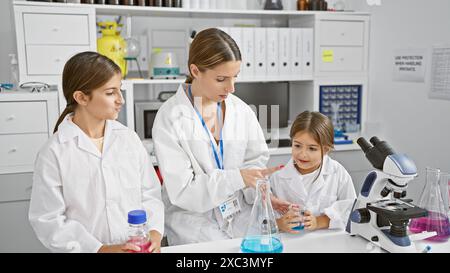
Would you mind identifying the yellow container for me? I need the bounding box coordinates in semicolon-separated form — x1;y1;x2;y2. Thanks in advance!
97;21;127;76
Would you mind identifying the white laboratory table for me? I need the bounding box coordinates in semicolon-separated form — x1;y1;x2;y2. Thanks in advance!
162;229;450;253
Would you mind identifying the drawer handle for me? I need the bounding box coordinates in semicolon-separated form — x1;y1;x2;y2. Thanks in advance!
341;32;345;36
7;115;16;121
55;58;61;63
9;148;18;153
52;27;60;32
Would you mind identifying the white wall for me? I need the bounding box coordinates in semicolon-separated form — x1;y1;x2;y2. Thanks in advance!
0;0;16;83
348;0;450;201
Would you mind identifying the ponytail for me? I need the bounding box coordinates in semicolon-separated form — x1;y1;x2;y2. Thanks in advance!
53;104;75;133
185;75;193;84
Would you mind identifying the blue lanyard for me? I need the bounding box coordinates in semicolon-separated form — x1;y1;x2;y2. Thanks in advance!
188;85;224;170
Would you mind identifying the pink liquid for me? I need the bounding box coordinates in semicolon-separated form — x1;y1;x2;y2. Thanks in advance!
127;238;152;253
409;211;450;242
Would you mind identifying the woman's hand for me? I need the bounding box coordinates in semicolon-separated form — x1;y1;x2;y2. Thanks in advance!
240;166;283;188
97;243;141;253
276;207;302;234
148;230;162;253
271;195;291;215
303;211;330;231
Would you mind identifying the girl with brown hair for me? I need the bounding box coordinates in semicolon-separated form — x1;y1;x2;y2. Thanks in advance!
29;52;164;253
270;111;356;233
152;28;281;245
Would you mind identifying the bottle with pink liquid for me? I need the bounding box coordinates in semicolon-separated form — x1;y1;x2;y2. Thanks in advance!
409;168;450;242
127;210;152;253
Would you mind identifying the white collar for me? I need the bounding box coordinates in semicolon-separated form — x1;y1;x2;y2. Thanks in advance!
56;114;127;158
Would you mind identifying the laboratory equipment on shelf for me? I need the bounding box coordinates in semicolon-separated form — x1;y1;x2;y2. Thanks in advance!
127;210;152;253
149;48;180;79
9;54;19;89
124;36;144;79
97;21;127;76
409;168;450;242
347;136;435;253
241;178;283;253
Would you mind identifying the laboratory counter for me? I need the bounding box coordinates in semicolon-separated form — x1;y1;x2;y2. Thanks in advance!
162;229;450;253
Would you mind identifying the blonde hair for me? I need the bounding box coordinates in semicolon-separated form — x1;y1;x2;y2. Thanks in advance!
290;111;335;180
186;28;241;84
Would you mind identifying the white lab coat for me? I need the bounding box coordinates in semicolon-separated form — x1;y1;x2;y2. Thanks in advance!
153;84;269;246
270;156;356;229
29;115;164;253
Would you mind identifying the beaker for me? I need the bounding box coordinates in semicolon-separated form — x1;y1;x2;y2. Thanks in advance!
241;178;283;253
289;204;305;231
409;168;450;242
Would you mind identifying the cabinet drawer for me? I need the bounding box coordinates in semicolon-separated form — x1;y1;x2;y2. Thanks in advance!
26;45;91;75
320;20;364;46
0;102;48;134
23;13;90;45
0;173;34;202
319;47;364;72
0;134;48;170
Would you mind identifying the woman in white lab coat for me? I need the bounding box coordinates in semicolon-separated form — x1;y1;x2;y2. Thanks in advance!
29;52;164;253
271;111;356;232
153;28;281;245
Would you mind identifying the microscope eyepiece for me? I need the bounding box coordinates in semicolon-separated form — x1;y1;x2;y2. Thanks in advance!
370;136;395;158
357;137;373;154
357;137;385;170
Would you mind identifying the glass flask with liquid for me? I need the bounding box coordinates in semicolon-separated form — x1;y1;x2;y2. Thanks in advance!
241;178;283;253
409;168;450;242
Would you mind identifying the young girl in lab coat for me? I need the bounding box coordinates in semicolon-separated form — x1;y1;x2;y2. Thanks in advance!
153;28;281;245
29;52;164;253
271;111;356;233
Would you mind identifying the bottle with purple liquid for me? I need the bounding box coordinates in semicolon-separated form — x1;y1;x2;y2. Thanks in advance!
409;168;450;242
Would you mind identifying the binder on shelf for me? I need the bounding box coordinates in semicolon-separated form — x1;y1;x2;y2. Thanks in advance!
241;27;255;78
278;28;291;76
266;28;279;76
254;28;267;77
228;28;243;51
302;28;313;76
290;28;303;76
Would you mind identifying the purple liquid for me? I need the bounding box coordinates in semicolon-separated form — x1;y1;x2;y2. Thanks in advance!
409;211;450;242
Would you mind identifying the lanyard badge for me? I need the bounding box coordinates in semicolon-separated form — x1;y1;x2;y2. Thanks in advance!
188;85;224;170
219;196;242;221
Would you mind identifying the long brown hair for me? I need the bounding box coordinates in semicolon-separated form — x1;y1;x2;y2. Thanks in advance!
290;111;335;180
53;52;122;133
186;28;241;84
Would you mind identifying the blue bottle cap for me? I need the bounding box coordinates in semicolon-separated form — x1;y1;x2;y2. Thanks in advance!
128;210;147;225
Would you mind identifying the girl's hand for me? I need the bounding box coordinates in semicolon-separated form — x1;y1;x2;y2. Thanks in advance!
303;211;330;231
148;230;162;253
97;243;141;253
276;207;302;234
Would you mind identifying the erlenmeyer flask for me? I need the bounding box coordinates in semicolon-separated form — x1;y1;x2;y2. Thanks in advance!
409;167;450;242
241;178;283;253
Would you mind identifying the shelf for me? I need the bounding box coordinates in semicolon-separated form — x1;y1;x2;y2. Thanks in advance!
14;1;369;18
122;75;314;85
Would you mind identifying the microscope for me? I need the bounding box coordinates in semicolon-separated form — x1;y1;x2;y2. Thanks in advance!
346;136;431;253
